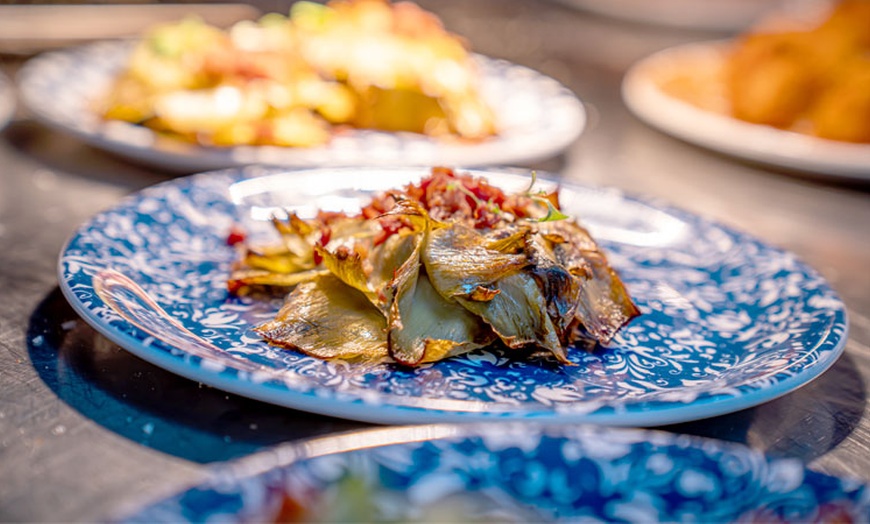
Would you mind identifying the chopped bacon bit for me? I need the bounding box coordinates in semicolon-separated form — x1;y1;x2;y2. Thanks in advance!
316;209;350;225
227;279;245;295
405;166;531;228
374;216;411;246
273;493;309;523
226;226;247;246
312;226;333;266
361;192;397;220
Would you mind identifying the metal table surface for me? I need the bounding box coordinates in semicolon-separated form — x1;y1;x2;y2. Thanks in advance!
1;1;868;521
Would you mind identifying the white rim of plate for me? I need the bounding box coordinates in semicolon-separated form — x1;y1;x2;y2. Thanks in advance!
18;40;586;172
622;40;870;179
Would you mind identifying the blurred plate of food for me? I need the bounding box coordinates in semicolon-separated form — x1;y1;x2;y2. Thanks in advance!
117;423;870;522
622;0;870;179
58;165;846;426
17;1;584;172
555;0;790;31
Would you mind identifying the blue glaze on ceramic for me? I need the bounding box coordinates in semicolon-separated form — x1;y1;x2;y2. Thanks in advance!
58;167;848;426
122;424;870;522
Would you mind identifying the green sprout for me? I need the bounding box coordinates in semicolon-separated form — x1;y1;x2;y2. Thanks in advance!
448;182;502;215
525;171;569;222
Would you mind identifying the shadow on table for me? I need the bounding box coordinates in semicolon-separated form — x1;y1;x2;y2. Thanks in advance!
3;121;175;188
27;287;369;465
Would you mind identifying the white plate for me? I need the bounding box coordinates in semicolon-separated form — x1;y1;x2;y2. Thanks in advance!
17;40;585;172
555;0;786;31
622;41;870;179
58;167;848;426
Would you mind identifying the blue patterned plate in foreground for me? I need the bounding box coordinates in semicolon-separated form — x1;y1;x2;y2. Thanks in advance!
121;424;870;522
58;167;847;426
18;40;584;172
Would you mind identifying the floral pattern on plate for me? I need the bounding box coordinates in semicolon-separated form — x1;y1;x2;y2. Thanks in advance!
58;167;848;425
121;424;870;522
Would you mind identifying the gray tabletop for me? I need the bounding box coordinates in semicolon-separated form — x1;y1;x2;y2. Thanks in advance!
1;1;868;521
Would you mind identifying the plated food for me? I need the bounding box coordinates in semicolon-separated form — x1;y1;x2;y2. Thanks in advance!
229;167;639;366
18;2;584;171
622;0;870;177
100;0;496;148
58;167;847;425
120;424;870;523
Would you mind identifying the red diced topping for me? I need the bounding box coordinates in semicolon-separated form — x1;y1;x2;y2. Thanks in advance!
226;226;247;246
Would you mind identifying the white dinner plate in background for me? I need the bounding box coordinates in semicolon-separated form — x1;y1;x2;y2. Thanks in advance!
623;41;870;180
18;41;585;172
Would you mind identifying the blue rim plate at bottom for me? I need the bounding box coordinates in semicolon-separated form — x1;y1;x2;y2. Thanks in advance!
58;166;848;426
118;424;870;523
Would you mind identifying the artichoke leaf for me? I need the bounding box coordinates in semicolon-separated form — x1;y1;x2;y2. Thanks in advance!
271;213;319;259
255;275;388;360
389;271;496;365
316;244;377;301
385;210;496;366
228;267;329;292
537;220;640;343
385;233;424;365
323;216;382;249
541;221;640;343
367;232;420;296
524;232;581;341
317;201;430;313
379;198;431;230
456;271;569;364
318;230;424;313
423;223;527;300
572;250;641;343
536;220;600;254
242;244;315;274
483;225;531;254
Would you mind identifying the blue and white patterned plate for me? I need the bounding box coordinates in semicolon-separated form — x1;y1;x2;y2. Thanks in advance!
120;424;870;522
58;167;848;426
17;40;584;172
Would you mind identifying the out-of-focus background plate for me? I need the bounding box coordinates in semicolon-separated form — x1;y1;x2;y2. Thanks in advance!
119;424;870;522
17;41;585;172
622;41;870;180
58;167;847;426
0;70;14;131
553;0;789;31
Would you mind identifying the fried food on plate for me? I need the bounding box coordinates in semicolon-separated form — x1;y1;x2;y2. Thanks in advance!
725;0;870;142
100;0;497;148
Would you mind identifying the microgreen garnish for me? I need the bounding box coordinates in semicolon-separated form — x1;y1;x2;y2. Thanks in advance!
525;171;569;222
449;181;503;215
535;199;570;222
